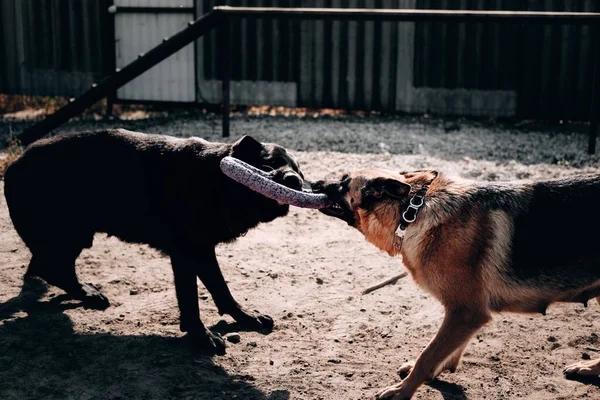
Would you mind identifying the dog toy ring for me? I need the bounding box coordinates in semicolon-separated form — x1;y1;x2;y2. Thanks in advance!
220;156;329;209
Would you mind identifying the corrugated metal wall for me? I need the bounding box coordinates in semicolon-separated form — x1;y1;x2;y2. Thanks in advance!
196;0;598;119
415;0;600;119
0;0;598;120
0;0;112;97
200;0;300;82
197;0;415;110
116;0;193;6
293;0;415;111
115;10;196;101
196;0;301;106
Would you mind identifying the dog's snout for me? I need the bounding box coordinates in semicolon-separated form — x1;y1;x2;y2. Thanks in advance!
283;172;303;190
311;180;326;193
311;181;343;199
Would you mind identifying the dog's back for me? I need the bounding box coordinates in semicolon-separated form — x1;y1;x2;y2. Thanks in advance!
506;175;600;289
418;174;600;287
442;175;600;289
411;174;600;313
4;129;222;253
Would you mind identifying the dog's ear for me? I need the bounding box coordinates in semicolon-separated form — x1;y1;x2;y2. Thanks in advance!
368;177;411;199
400;170;437;182
232;135;265;159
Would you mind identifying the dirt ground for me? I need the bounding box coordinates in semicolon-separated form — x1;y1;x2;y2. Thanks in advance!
2;113;600;399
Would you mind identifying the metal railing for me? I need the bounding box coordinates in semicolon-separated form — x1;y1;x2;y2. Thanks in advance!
19;6;600;153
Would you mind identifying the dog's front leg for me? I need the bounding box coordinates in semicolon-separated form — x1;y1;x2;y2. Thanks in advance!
376;306;491;400
171;253;226;354
564;358;600;378
195;246;274;333
563;297;600;378
398;341;469;380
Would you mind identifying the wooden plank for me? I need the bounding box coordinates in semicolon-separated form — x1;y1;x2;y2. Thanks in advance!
346;0;359;108
298;8;313;105
328;0;341;108
216;5;600;23
0;0;18;93
395;0;416;111
385;0;399;110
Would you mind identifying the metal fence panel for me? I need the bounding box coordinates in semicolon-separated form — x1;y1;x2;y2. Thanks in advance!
196;0;300;106
0;0;598;120
115;11;196;101
0;0;112;97
115;0;193;7
414;0;600;119
296;0;416;110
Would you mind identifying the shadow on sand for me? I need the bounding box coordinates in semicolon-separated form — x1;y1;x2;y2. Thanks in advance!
0;277;289;400
426;378;468;400
565;373;600;388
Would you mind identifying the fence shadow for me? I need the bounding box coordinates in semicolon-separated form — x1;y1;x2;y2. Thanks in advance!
0;277;289;400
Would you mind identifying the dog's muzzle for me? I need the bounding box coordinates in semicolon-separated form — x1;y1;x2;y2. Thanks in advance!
281;171;303;191
311;181;354;223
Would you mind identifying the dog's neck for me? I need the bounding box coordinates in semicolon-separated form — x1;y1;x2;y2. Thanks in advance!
394;172;438;250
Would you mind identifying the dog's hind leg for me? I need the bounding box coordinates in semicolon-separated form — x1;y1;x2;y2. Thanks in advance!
376;306;491;399
564;359;600;378
26;242;109;310
195;247;273;333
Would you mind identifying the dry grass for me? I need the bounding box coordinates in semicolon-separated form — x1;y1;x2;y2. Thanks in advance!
0;134;23;179
242;105;381;118
0;94;152;121
0;94;70;115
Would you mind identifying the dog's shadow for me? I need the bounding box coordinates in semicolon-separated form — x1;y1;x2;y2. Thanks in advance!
0;278;289;400
426;378;468;400
398;364;467;399
565;374;600;388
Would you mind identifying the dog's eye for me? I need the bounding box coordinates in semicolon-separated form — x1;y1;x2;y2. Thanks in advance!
350;198;354;204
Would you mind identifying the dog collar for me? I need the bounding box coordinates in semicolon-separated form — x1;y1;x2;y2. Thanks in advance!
395;185;430;241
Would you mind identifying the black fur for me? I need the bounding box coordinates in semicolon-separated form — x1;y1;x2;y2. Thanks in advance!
508;176;600;288
4;128;303;354
427;176;600;289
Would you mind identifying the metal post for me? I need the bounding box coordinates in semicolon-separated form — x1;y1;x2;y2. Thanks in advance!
588;26;600;155
220;20;231;138
105;93;115;118
105;2;117;120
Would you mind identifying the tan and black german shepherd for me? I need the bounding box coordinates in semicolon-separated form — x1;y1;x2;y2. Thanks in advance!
312;169;600;399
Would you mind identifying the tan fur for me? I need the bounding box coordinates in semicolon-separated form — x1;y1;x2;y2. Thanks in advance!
357;203;400;257
317;169;600;399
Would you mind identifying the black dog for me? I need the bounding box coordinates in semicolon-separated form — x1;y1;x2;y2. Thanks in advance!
4;129;304;354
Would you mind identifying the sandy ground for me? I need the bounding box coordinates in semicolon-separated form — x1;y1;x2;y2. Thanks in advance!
2;113;600;399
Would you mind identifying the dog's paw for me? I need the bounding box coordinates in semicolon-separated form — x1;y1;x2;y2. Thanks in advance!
375;382;413;399
234;309;274;333
397;361;415;379
202;331;227;355
80;283;110;310
188;329;227;355
564;359;600;377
